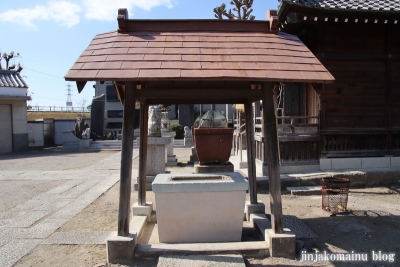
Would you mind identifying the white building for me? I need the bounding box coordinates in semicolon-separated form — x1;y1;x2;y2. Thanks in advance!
0;70;30;153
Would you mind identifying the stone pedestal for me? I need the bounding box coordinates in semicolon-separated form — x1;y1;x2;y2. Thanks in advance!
245;201;265;222
184;137;193;148
135;137;170;191
189;147;198;164
266;228;296;259
106;232;135;263
162;132;177;166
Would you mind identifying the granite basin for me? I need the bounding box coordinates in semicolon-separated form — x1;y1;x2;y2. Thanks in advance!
152;172;248;243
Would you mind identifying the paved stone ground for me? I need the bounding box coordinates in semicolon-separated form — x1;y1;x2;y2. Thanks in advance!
0;150;130;267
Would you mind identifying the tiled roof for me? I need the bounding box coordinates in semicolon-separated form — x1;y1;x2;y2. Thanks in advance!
65;20;333;84
280;0;400;13
0;70;28;88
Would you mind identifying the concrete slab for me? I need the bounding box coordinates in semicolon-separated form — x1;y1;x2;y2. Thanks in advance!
0;239;42;267
157;254;246;267
362;157;390;169
43;231;112;244
332;158;362;170
320;158;332;170
286;186;322;196
0;228;20;247
135;241;268;257
5;210;51;228
18;219;69;239
390;157;400;167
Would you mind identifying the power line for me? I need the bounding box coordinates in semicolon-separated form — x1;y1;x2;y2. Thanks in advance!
24;67;63;79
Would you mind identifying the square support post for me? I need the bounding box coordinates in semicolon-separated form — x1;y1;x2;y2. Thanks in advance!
262;82;283;234
244;101;257;204
118;82;136;237
138;103;149;206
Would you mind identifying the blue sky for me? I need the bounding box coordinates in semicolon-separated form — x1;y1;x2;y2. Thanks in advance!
1;0;278;107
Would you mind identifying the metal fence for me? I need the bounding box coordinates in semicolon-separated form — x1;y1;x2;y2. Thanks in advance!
27;106;90;113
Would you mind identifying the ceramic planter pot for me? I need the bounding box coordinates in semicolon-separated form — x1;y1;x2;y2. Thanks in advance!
194;127;234;165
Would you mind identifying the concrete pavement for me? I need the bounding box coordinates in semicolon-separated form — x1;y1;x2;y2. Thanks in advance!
0;150;132;267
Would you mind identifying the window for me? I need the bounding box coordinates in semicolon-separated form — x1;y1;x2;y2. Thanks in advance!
107;122;122;129
107;110;123;118
106;85;119;102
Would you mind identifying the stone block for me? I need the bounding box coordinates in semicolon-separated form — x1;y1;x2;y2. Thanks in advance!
166;155;177;166
79;139;92;149
132;202;153;222
129;216;147;245
106;231;135;264
362;157;390;169
319;159;332;171
194;162;234;173
391;157;400;167
245;201;265;222
331;158;361;170
266;228;296;259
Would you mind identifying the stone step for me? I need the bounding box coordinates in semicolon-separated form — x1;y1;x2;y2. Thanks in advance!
157;254;246;267
135;241;268;258
286;186;322;196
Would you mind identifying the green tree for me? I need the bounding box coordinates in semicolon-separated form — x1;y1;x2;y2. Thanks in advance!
0;51;23;72
213;0;255;20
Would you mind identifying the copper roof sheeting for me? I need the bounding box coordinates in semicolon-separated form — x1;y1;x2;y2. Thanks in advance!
0;70;28;88
65;19;334;84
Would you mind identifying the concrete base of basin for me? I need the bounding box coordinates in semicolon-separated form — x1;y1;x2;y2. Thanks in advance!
194;162;234;173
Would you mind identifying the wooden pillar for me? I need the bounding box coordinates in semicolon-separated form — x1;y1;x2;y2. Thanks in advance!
117;83;136;237
138;103;149;206
262;82;283;234
245;101;257;204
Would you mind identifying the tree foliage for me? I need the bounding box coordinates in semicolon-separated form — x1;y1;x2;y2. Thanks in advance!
0;51;23;72
213;0;255;20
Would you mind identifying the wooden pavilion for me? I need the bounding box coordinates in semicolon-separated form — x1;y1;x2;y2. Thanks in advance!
65;8;334;258
278;0;400;161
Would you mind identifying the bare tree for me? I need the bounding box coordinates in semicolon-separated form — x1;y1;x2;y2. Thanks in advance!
213;0;255;20
0;51;23;72
77;98;88;109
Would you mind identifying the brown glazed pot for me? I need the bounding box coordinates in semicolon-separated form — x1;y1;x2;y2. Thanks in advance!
194;128;234;165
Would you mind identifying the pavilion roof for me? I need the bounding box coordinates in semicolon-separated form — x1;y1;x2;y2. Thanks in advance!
65;16;334;90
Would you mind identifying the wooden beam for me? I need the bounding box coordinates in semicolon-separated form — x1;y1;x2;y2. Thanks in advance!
245;101;257;204
138;103;149;206
117;82;136;237
262;82;283;234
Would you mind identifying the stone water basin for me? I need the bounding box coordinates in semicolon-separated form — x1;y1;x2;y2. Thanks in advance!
152;172;248;243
